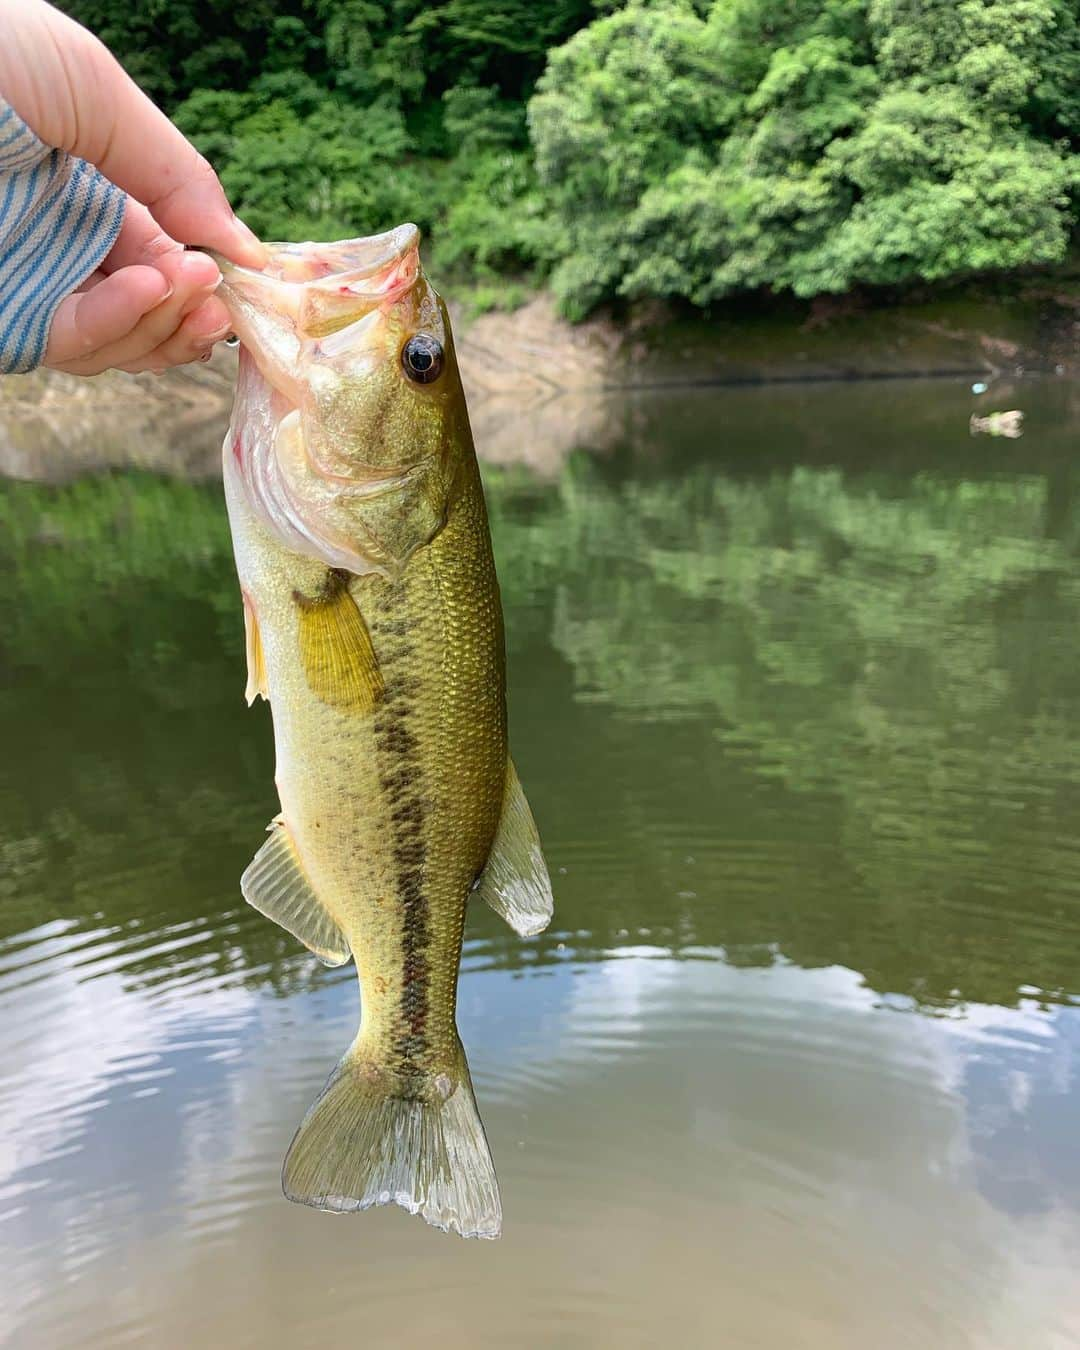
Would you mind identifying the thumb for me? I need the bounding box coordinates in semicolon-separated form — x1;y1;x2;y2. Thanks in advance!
0;0;267;269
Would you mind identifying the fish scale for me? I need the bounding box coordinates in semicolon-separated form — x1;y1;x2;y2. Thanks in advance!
215;225;552;1238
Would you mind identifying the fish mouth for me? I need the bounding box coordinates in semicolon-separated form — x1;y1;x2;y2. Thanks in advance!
211;223;422;350
210;224;425;405
217;225;438;577
255;224;421;289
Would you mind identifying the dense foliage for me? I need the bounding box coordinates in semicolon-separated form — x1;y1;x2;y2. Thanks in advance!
532;0;1080;314
61;0;1080;316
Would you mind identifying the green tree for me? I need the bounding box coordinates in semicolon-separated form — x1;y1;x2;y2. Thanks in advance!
529;1;736;316
531;0;1080;316
173;90;421;241
56;1;317;103
56;0;1080;313
59;0;594;268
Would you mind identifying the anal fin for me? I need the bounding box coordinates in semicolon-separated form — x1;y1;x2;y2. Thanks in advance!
242;817;351;966
474;761;553;938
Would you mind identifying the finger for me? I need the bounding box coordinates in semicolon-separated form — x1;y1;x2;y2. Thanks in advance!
52;249;222;375
77;52;267;269
43;265;170;366
116;298;233;374
99;200;182;273
0;0;267;268
73;268;108;293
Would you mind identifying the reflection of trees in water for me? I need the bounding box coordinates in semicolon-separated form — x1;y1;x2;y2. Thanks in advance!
0;475;320;996
3;461;1080;1007
487;456;1080;1007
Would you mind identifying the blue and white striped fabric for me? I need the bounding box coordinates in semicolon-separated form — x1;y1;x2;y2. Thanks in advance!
0;97;126;373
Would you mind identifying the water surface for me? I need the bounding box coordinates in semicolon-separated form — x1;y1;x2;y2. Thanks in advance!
3;376;1080;1347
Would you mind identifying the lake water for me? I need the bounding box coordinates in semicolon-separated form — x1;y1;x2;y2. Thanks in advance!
3;375;1080;1347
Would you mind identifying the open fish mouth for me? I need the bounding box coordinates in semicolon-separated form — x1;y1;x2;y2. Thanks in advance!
209;222;428;413
212;224;422;351
257;224;421;288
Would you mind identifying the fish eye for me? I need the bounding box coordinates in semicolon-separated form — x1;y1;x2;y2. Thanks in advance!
401;333;444;385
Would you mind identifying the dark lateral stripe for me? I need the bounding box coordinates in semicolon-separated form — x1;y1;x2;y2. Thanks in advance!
372;591;429;1069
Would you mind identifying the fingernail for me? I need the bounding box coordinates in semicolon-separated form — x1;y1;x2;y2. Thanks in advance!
179;252;223;289
231;215;269;267
151;283;174;309
196;325;232;354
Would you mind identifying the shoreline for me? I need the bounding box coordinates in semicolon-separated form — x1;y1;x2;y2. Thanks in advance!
0;286;1076;484
569;366;990;390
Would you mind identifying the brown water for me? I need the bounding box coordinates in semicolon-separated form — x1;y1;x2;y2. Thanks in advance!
3;376;1080;1347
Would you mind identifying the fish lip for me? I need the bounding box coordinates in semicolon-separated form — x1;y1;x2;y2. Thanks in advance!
209;224;421;295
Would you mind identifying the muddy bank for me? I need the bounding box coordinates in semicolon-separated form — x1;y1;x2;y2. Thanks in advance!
1;289;1076;483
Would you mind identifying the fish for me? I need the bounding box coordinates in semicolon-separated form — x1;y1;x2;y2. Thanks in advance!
214;224;553;1239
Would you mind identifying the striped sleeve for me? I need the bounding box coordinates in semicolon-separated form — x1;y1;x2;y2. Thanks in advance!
0;97;126;374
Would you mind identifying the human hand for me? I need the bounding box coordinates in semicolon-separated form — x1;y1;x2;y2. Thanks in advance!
0;0;268;375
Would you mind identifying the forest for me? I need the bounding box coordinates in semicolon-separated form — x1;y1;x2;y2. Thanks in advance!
58;0;1080;318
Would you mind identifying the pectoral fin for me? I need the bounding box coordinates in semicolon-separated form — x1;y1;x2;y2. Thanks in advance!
295;573;384;713
242;817;351;966
242;593;269;705
474;761;553;938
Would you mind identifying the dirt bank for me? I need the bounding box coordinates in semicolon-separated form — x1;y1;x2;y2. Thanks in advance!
1;289;1076;483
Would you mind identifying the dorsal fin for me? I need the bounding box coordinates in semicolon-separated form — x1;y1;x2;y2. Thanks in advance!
242;817;351;966
474;761;553;938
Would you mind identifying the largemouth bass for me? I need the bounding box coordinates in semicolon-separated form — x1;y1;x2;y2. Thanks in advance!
215;225;552;1239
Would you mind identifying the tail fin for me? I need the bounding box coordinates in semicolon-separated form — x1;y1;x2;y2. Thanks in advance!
282;1037;501;1239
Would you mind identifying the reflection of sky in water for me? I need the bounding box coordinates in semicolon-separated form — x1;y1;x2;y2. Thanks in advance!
955;1000;1080;1219
4;923;1080;1346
